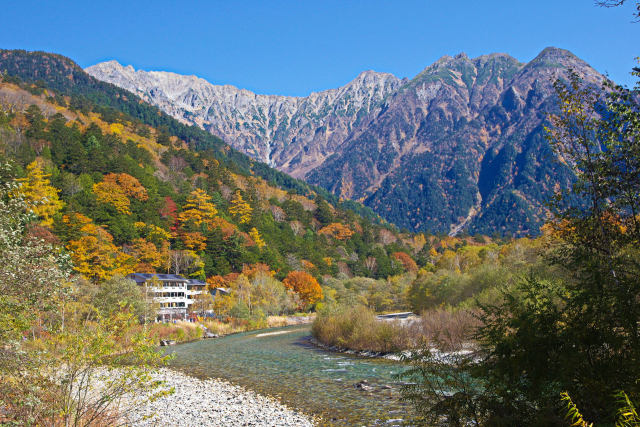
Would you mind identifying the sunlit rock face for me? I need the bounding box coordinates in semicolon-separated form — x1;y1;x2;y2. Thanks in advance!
86;61;401;178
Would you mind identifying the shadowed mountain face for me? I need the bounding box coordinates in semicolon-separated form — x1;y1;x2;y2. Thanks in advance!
87;48;603;235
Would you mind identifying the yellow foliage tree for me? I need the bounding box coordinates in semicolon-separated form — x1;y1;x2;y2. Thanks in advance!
93;173;148;215
93;180;129;214
130;238;169;272
134;222;171;246
177;189;218;227
429;247;438;258
229;190;252;224
318;223;354;240
410;233;427;254
181;231;207;251
212;291;235;317
14;160;64;226
436;249;460;273
67;221;134;282
248;227;265;249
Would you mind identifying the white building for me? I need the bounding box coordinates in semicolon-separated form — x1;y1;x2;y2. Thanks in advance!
127;273;206;321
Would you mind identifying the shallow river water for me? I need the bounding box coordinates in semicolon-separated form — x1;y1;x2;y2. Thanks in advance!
163;324;416;426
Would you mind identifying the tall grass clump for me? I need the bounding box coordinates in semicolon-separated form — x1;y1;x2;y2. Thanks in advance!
409;309;480;351
312;305;409;353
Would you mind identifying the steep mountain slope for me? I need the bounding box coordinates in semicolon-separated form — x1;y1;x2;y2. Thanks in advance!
310;48;602;235
0;49;380;219
86;61;402;178
0;56;419;282
87;48;603;236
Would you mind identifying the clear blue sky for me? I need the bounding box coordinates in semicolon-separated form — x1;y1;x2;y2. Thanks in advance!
1;1;638;96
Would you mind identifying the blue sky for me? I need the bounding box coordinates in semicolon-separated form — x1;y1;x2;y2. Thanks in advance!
1;1;638;96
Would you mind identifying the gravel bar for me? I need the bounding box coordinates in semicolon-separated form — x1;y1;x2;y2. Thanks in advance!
127;368;316;426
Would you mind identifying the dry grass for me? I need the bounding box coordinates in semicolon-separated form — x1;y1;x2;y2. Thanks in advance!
409;309;481;351
266;316;291;328
312;307;480;353
312;306;411;353
147;321;203;343
266;314;314;328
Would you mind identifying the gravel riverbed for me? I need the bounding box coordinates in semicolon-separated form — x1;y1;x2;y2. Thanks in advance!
126;368;316;426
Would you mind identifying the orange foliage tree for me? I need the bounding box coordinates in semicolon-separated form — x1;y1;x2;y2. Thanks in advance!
65;215;134;282
241;263;274;281
318;223;354;240
210;217;238;239
391;252;418;272
130;238;169;273
181;231;207;251
206;275;228;289
282;271;323;308
93;173;148;215
301;260;316;272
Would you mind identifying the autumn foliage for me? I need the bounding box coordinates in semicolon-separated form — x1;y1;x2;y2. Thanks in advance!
93;173;148;215
229;190;252;224
283;271;323;307
13;160;64;226
248;227;265;248
391;252;418;272
318;223;354;240
177;189;218;227
64;213;134;281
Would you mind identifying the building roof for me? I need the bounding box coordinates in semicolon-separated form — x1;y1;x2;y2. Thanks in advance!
187;279;207;286
127;273;188;282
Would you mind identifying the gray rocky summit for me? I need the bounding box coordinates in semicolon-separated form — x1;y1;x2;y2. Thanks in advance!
87;61;401;178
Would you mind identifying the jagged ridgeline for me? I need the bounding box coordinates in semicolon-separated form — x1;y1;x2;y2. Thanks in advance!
0;49;376;220
0;49;420;282
87;48;605;236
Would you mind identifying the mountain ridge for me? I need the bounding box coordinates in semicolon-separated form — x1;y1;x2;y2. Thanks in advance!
86;61;402;176
87;47;604;236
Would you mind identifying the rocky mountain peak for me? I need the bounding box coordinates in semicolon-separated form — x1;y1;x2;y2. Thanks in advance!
87;48;605;236
87;62;402;173
532;46;578;62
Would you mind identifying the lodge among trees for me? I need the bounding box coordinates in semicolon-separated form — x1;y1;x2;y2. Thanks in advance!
126;273;209;321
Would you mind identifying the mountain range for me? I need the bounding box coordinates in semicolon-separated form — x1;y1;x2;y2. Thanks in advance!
86;47;603;236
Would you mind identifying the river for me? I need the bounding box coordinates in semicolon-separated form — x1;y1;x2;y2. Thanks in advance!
163;324;416;426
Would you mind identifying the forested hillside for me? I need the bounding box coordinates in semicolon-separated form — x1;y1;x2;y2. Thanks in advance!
0;58;429;288
0;49;379;221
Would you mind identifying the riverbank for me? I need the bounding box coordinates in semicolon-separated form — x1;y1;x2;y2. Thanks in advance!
148;314;315;345
162;324;414;425
126;368;316;426
308;336;404;360
312;306;479;353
